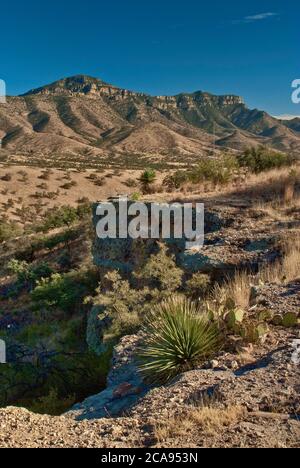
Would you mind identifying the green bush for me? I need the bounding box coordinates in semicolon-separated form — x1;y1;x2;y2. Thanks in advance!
31;269;96;313
34;204;90;233
34;206;78;232
88;245;184;344
185;273;211;298
138;296;221;384
7;259;53;288
135;244;183;291
163;171;188;190
131;192;141;201
27;388;76;416
0;221;22;242
189;154;238;186
237;146;293;173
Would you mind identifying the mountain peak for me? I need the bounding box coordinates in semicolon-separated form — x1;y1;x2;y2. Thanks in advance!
22;75;115;96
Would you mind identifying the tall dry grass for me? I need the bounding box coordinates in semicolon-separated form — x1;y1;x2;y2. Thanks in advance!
259;236;300;284
154;406;246;443
211;271;253;310
237;166;300;203
219;237;300;303
251;168;300;221
210;235;300;311
161;164;300;209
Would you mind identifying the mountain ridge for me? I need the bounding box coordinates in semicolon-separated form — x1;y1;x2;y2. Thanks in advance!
1;74;299;167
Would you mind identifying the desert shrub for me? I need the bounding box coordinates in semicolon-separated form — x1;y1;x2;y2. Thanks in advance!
138;296;221;383
259;235;300;284
7;259;53;288
60;181;77;190
17;170;27;177
27;388;76;416
76;202;91;220
16;323;55;346
185;273;211;299
31;269;96;313
237;146;293;174
189;155;237;186
31;190;59;200
210;271;252;312
92;177;106;187
87;173;98;180
88;245;184;343
37;183;49;190
124;178;138;188
41;228;80;250
36;205;79;231
57;251;72;269
131;192;141;201
77;197;90;204
0;221;22;242
38;169;53;180
19;173;29;183
29;262;54;283
6;198;15;208
163;171;188;190
135;244;183;292
154;406;245;443
1;173;12;181
62;171;72;180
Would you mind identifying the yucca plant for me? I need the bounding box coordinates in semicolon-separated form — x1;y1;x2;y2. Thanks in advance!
137;296;222;384
139;168;156;194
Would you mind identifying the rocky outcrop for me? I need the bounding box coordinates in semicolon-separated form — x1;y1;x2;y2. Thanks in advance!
1;329;299;448
67;334;149;420
92;201;281;279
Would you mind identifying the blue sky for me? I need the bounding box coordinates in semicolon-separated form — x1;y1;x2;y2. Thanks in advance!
0;0;299;115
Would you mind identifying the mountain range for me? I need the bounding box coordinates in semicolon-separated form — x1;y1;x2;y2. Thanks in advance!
0;74;299;167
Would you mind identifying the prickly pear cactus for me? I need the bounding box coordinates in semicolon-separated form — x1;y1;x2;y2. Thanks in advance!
258;310;273;322
224;297;236;311
240;322;269;343
226;309;245;329
282;312;298;328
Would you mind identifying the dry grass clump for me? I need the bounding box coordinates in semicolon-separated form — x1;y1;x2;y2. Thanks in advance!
259;236;300;284
211;235;300;310
253;169;300;221
155;406;245;443
211;271;252;310
244;167;300;206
